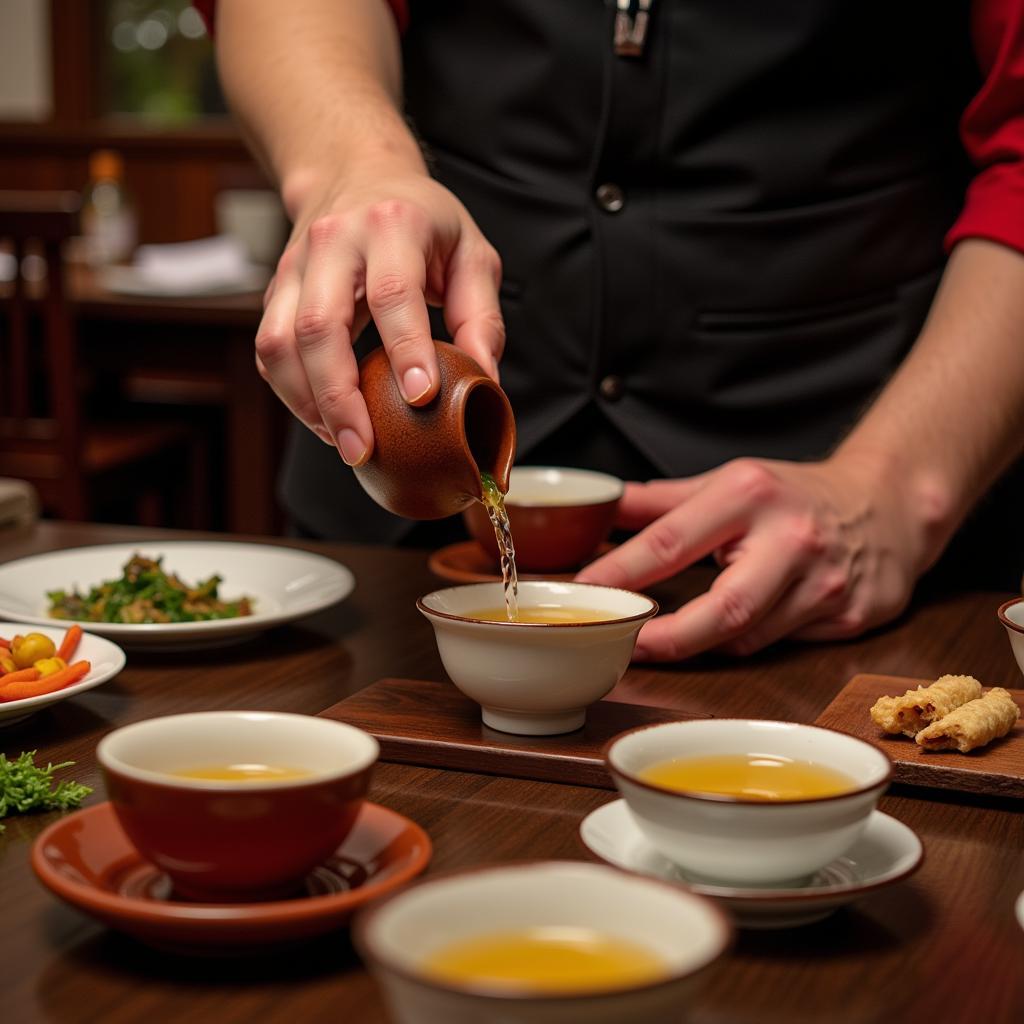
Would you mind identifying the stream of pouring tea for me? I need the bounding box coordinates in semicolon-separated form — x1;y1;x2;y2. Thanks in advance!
480;472;519;621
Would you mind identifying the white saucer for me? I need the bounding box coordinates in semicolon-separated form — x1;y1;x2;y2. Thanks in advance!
579;800;923;929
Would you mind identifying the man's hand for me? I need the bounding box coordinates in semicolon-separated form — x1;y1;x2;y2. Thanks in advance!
255;169;504;467
576;454;951;662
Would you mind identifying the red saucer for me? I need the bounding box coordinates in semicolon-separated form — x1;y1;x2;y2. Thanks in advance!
32;801;432;954
427;540;615;584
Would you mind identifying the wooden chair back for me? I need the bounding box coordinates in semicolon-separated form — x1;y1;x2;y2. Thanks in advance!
0;191;85;518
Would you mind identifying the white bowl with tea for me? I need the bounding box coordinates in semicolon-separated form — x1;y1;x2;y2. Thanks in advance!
417;581;657;735
355;861;731;1024
97;711;379;901
606;719;892;887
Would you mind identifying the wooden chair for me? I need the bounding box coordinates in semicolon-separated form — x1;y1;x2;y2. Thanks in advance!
0;191;207;526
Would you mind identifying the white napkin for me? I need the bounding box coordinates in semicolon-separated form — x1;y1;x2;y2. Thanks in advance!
131;235;256;293
0;478;39;528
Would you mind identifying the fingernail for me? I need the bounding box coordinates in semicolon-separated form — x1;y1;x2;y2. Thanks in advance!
401;366;432;404
336;429;368;467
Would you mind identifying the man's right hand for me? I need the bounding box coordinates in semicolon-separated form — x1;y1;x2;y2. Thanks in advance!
254;167;505;467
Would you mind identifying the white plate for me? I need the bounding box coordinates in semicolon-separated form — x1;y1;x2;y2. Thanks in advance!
579;800;924;929
1017;889;1024;932
0;623;125;728
0;542;354;650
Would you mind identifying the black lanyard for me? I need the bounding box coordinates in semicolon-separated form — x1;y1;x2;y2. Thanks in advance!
613;0;654;57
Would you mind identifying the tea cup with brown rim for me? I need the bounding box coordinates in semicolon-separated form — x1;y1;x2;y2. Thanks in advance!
463;466;624;573
97;711;379;902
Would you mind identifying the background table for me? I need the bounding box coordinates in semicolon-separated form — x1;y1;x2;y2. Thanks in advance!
2;262;280;533
67;265;281;535
2;521;1022;1023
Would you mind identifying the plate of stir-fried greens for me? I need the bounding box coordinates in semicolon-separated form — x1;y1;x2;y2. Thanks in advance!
48;555;254;625
0;543;354;649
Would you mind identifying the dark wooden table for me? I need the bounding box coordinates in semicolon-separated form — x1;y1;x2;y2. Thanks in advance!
2;522;1022;1024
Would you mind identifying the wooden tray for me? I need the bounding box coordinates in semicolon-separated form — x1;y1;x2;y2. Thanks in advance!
320;677;708;789
814;674;1024;799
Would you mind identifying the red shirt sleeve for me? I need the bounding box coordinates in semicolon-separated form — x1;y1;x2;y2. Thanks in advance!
193;0;408;35
946;1;1024;253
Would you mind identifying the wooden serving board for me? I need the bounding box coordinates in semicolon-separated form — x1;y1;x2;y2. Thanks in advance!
814;674;1024;799
319;677;709;790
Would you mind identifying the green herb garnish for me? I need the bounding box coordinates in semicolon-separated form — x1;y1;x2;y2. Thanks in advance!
47;554;253;624
0;751;91;832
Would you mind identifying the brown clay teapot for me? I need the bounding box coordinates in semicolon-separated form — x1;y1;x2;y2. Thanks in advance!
352;341;516;519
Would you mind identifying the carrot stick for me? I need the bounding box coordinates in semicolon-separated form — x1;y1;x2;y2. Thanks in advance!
0;667;41;686
0;660;90;702
0;636;10;649
58;625;83;662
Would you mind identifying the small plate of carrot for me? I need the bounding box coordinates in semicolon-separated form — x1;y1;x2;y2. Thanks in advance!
0;623;126;727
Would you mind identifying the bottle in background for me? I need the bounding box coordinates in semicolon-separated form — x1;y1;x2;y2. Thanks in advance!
81;150;137;266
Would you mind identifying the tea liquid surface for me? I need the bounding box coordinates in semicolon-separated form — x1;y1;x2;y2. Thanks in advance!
421;926;666;993
468;606;611;623
638;754;856;801
171;763;313;782
480;472;518;621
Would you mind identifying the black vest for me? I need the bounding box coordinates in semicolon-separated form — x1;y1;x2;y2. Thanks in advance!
281;1;1020;586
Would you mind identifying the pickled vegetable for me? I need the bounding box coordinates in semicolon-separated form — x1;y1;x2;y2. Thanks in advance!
11;633;57;670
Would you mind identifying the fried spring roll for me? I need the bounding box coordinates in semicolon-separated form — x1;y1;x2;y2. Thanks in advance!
915;688;1020;753
869;675;983;737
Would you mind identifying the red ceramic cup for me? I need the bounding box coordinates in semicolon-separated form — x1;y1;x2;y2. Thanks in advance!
463;466;624;573
97;711;378;902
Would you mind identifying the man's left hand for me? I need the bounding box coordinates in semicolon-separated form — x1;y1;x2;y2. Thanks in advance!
576;455;946;661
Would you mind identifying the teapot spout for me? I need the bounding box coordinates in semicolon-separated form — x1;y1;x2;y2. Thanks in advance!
463;379;516;499
353;341;516;520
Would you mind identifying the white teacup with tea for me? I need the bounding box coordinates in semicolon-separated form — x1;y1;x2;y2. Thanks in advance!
418;581;657;735
606;719;892;887
355;861;731;1024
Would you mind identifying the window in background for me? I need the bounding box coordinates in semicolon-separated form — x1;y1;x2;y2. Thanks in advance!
0;0;52;120
103;1;226;121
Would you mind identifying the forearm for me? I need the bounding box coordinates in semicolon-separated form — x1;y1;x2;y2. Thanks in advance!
835;239;1024;565
215;0;426;218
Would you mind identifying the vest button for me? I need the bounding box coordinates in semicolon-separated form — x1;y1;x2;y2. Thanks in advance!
595;182;625;213
599;374;625;401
